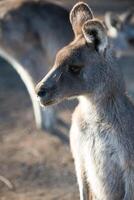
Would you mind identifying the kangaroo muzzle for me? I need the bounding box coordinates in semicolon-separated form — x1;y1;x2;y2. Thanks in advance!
35;68;62;106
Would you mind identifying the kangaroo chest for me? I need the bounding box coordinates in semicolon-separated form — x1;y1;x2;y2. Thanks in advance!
70;119;124;200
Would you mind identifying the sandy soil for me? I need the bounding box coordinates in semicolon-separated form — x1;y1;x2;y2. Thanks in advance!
0;0;134;200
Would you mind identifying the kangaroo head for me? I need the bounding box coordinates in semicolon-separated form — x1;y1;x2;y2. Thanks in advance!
36;2;110;106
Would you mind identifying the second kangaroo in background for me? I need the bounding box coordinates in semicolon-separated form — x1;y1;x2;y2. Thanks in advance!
105;8;134;56
36;2;134;200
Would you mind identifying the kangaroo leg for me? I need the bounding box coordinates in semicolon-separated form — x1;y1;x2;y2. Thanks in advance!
75;160;91;200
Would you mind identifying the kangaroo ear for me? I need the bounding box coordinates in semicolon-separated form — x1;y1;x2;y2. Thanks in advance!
70;2;93;36
120;8;134;24
82;19;108;53
105;12;121;30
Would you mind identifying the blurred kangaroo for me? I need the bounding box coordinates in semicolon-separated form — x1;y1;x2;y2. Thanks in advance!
0;0;73;129
0;0;73;79
36;2;134;200
105;8;134;55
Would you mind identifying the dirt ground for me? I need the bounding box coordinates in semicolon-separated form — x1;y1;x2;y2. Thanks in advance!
0;0;134;200
0;58;79;200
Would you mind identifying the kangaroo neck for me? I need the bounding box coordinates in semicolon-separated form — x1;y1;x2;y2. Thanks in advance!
78;90;126;125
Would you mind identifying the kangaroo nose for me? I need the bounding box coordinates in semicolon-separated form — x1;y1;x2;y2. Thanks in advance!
37;88;45;97
36;85;46;97
35;69;59;98
36;81;55;98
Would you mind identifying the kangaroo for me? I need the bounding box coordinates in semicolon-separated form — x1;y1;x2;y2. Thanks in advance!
105;8;134;56
36;2;134;200
0;0;73;130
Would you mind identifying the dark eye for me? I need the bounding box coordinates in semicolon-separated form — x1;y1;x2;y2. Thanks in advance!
69;65;82;74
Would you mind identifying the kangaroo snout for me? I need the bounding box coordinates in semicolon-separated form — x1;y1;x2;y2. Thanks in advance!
36;82;55;106
35;68;61;106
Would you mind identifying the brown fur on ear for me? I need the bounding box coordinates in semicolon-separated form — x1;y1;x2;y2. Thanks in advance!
82;19;108;53
70;2;93;37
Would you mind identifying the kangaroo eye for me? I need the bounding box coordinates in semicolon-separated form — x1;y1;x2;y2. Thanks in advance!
69;65;81;74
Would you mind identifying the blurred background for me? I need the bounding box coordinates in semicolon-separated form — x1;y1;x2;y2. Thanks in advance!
0;0;134;200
